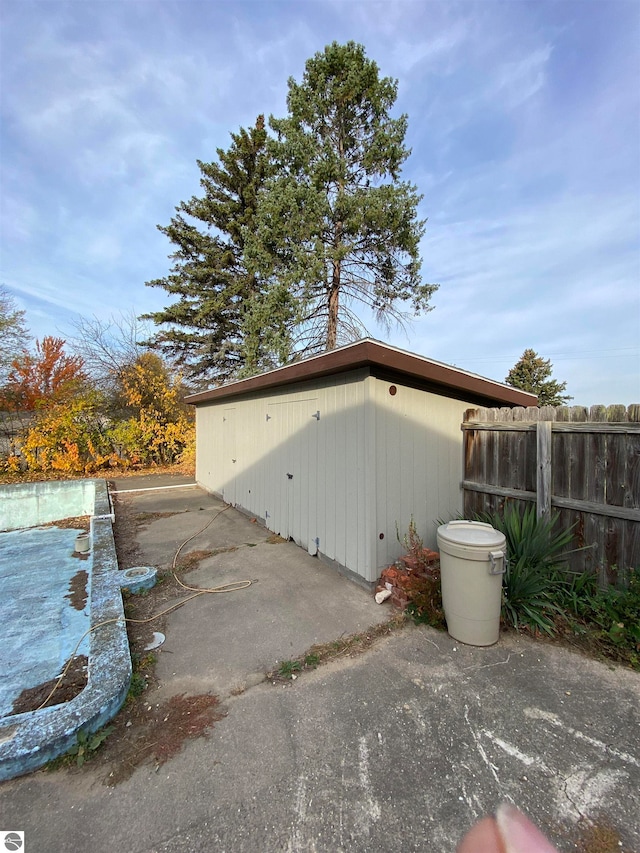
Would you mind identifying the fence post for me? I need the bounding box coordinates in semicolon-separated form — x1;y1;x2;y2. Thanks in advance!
537;421;552;519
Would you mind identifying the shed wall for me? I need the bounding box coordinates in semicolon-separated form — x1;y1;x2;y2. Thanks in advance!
369;377;472;570
195;370;375;581
196;370;475;584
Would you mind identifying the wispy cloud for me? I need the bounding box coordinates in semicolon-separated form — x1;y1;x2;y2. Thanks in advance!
390;23;471;75
1;0;638;404
484;45;552;109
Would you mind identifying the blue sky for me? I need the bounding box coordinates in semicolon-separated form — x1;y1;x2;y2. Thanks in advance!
1;0;639;404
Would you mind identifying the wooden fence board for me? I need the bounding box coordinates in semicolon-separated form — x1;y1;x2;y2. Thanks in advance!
537;422;552;518
604;517;622;583
462;404;640;580
552;432;570;498
485;428;497;486
498;428;513;489
589;432;606;505
464;428;476;485
606;434;626;507
626;434;640;509
624;520;640;582
525;429;537;492
568;429;586;502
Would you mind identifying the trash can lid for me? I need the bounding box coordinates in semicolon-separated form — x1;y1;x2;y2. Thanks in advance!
437;520;505;549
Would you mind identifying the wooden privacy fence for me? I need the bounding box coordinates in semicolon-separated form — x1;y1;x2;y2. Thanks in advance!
462;404;640;583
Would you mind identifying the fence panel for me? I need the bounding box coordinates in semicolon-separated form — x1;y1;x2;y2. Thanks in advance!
462;405;640;584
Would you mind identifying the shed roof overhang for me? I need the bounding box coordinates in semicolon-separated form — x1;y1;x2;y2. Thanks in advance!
185;339;538;408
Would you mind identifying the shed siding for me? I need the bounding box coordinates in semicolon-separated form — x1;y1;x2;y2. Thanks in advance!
195;370;373;579
196;371;477;584
370;377;472;570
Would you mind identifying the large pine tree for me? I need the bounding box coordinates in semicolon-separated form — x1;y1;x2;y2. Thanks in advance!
143;116;288;382
245;41;437;352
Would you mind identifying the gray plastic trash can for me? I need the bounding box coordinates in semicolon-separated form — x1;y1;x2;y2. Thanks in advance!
437;520;506;646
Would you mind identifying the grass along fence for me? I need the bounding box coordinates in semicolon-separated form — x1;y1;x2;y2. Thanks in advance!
462;404;640;584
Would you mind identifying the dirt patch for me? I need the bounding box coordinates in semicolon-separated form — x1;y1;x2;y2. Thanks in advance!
267;613;408;683
120;568;205;658
562;817;626;853
174;548;215;573
50;516;91;532
0;464;195;487
124;587;174;648
110;490;143;571
11;655;88;714
109;463;195;480
266;533;287;544
4;516;92;534
65;569;88;611
174;546;240;573
134;511;185;530
96;691;226;785
537;616;640;671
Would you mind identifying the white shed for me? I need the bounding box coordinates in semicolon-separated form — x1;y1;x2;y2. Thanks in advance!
186;340;536;586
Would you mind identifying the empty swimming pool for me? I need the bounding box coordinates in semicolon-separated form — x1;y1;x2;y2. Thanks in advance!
0;479;131;781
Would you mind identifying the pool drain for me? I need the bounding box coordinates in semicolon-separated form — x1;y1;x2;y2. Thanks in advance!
119;566;157;594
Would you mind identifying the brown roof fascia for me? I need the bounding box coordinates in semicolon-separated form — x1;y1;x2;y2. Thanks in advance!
184;339;537;408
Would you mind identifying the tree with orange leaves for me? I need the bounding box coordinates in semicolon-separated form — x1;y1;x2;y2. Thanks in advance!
0;336;87;411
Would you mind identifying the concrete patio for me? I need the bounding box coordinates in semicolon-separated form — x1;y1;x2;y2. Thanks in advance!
0;474;638;852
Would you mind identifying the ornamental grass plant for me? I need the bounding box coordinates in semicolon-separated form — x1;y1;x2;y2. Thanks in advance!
476;503;576;635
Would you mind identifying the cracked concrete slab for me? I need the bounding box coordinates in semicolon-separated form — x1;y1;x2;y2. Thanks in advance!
0;475;638;852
